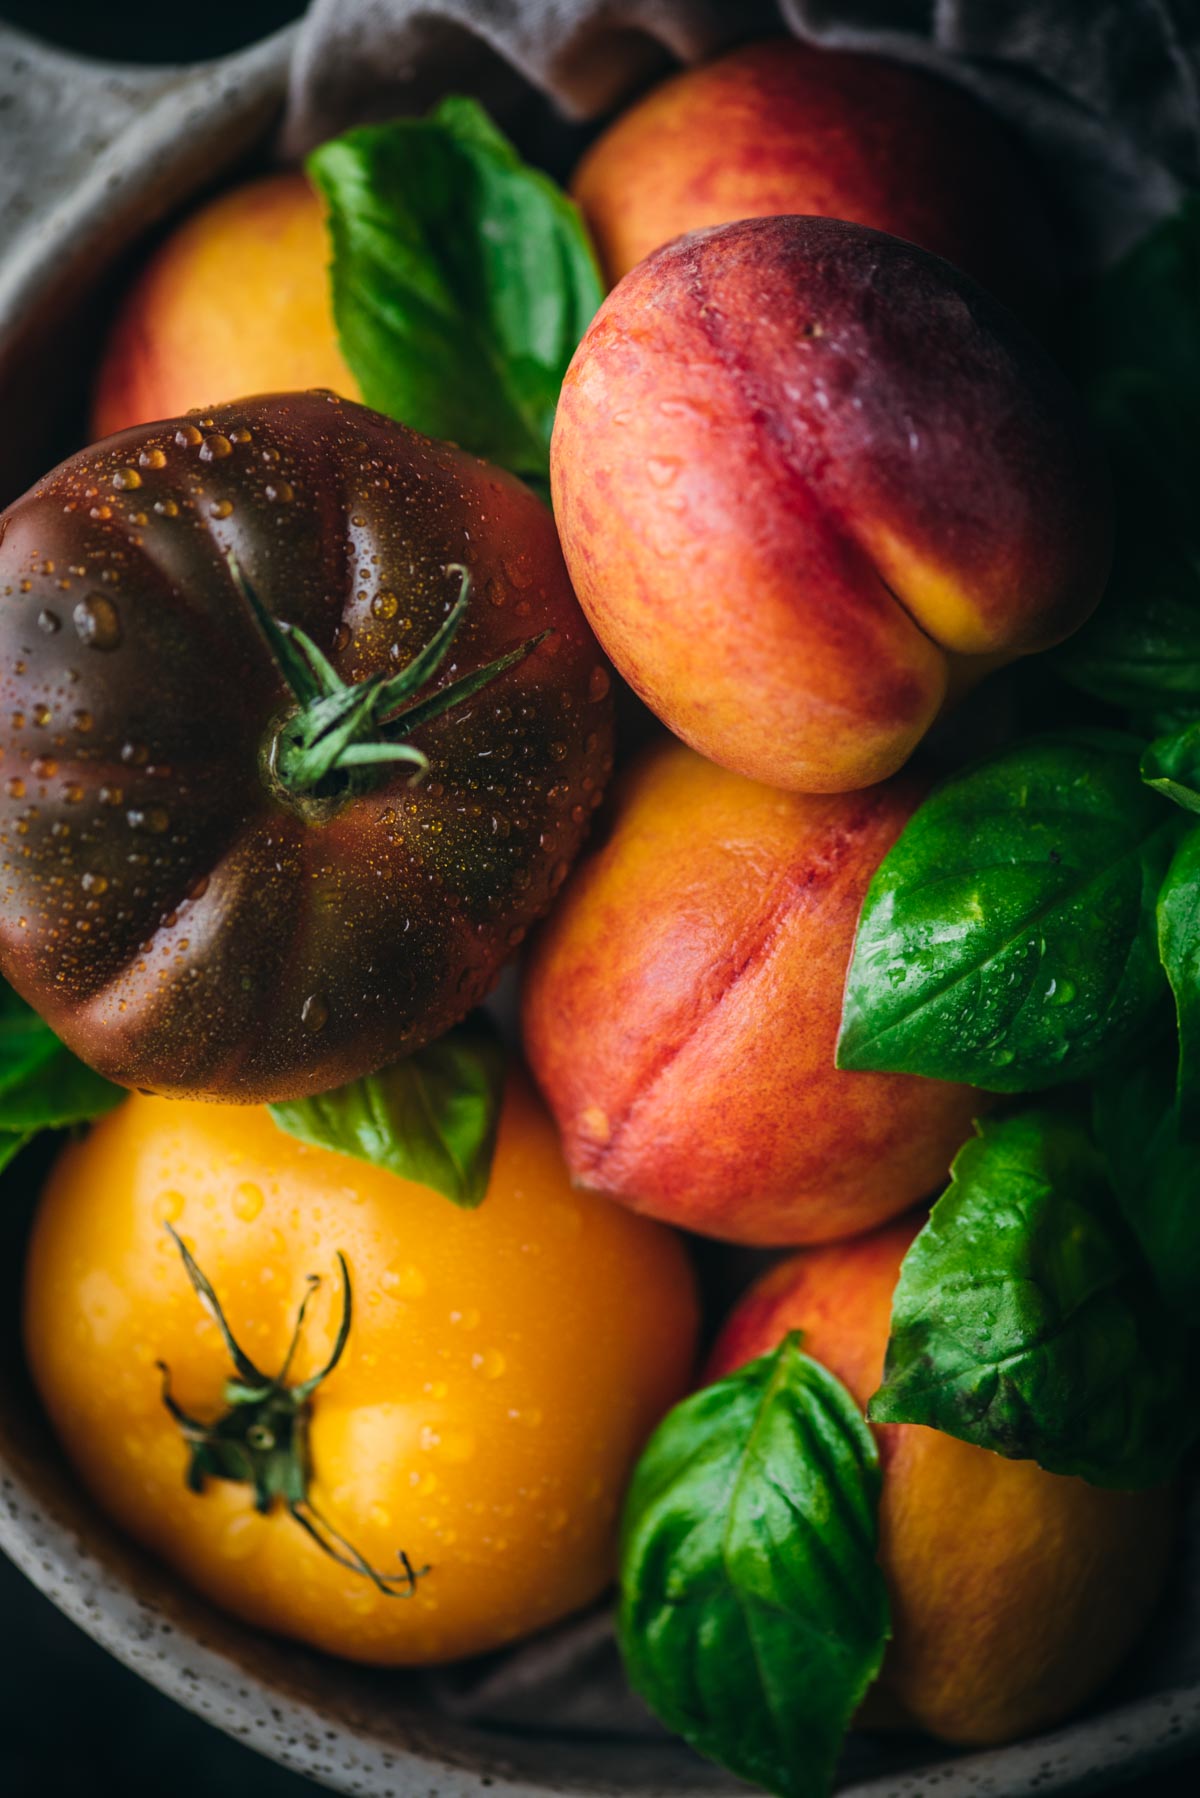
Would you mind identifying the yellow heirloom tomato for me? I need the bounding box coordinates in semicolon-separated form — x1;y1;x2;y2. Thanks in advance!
23;1071;699;1665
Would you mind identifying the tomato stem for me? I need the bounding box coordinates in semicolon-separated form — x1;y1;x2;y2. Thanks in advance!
157;1223;429;1598
228;554;550;804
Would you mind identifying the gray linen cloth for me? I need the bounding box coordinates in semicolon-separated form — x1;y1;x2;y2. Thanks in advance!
282;0;1197;1737
285;0;1198;271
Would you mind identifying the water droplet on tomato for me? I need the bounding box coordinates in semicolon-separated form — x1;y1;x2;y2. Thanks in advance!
587;666;611;702
74;594;122;651
5;777;25;799
199;434;232;462
81;872;108;895
437;1428;476;1465
371;590;398;620
37;610;60;634
112;467;141;491
233;1182;263;1222
301;992;329;1032
382;1263;426;1300
175;425;203;448
139;448;167;471
219;1513;259;1561
471;1347;506;1380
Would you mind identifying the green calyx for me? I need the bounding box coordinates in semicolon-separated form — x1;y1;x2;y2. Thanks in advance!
229;555;548;802
157;1222;427;1597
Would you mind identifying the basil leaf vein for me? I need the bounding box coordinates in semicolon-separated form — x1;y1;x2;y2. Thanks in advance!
619;1336;889;1798
1157;824;1200;1134
869;1110;1197;1488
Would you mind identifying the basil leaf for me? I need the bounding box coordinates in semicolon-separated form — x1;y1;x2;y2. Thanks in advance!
869;1111;1196;1488
308;97;604;488
269;1017;506;1208
0;981;123;1135
618;1335;890;1798
1055;371;1200;716
1093;1058;1200;1318
1072;197;1200;407
1142;719;1200;813
1157;825;1200;1134
0;1131;31;1173
837;734;1178;1091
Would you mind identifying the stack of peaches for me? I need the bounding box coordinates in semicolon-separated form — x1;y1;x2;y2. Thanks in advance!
0;36;1186;1798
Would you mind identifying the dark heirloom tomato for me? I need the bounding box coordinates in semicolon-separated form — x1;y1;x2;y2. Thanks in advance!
0;393;612;1101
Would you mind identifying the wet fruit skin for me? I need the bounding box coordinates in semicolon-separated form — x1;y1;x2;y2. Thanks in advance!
24;1073;700;1665
708;1215;1173;1745
573;37;1057;322
91;174;354;439
550;215;1112;794
521;739;980;1246
0;392;613;1101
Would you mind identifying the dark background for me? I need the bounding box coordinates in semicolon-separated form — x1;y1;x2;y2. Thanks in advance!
0;4;1197;1795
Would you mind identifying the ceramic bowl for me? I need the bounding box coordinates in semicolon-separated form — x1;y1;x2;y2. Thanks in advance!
0;20;1197;1796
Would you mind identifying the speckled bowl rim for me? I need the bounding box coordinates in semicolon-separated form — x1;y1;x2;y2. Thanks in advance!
0;18;1198;1798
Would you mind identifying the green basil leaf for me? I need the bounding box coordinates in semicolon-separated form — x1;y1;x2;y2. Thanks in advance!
269;1017;506;1208
837;733;1178;1091
1055;371;1200;716
869;1110;1196;1488
1072;197;1200;405
618;1335;890;1798
1157;825;1200;1134
1142;719;1200;813
1093;1057;1200;1318
308;96;604;488
0;981;123;1134
0;1131;32;1173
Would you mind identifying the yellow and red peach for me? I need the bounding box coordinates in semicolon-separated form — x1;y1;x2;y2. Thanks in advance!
550;216;1112;794
709;1217;1173;1745
574;37;1056;320
92;173;352;438
520;740;979;1245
